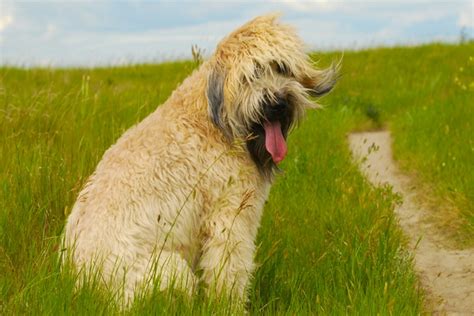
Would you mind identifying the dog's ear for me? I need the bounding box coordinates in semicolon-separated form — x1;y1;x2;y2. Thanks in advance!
303;62;340;97
207;68;232;140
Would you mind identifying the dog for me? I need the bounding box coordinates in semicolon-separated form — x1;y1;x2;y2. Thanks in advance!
62;13;337;304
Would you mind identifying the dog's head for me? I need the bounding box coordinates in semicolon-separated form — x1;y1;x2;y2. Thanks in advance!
206;14;338;177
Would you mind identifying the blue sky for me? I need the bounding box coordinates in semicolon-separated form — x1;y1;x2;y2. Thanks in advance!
0;0;472;67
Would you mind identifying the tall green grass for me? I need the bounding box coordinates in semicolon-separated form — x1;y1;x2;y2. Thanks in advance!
321;43;474;245
5;44;467;313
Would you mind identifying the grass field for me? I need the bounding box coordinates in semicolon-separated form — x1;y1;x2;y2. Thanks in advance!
1;42;472;314
320;43;474;246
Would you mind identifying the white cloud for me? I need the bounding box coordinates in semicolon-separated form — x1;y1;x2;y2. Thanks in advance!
275;0;338;12
1;0;471;66
42;23;57;40
0;0;15;32
395;9;451;26
458;3;474;28
0;15;13;32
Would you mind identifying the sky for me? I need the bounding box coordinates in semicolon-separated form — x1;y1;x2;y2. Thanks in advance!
0;0;473;67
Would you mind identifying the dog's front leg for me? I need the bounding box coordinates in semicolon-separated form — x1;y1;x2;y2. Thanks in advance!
199;194;262;302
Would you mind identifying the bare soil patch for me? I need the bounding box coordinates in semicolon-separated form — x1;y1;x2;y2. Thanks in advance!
349;131;474;315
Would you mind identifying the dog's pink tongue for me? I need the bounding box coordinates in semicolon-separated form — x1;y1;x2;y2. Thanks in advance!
264;121;287;164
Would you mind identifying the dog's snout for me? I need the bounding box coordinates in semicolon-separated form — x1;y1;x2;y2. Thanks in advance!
261;96;290;124
273;98;288;112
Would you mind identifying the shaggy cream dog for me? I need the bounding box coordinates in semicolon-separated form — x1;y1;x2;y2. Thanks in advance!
62;14;337;303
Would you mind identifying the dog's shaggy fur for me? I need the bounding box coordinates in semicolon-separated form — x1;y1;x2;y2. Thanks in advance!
62;14;337;303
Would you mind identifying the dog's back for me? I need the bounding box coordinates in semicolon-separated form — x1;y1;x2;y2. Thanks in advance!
63;71;210;297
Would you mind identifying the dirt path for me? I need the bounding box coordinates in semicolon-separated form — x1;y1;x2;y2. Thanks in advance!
348;131;474;315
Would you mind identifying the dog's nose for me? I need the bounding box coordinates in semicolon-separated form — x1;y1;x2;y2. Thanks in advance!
274;97;288;110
